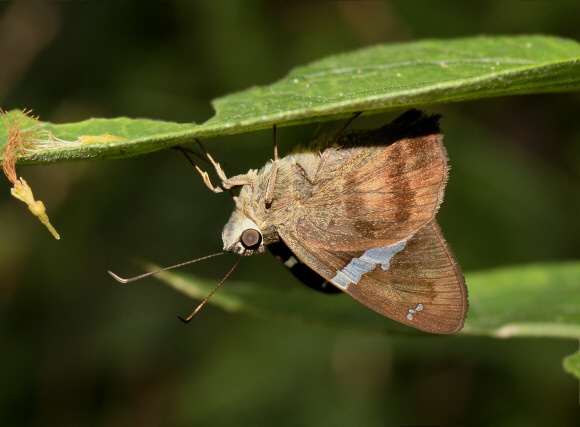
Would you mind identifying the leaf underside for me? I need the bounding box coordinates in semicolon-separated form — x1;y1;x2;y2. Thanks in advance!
2;35;580;165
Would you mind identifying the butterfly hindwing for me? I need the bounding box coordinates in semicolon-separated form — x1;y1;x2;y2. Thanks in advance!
278;220;467;334
267;240;341;294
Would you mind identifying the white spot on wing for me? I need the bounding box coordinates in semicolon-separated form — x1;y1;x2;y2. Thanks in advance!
284;256;298;268
406;304;424;322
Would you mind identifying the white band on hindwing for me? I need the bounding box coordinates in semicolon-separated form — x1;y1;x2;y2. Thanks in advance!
331;240;407;290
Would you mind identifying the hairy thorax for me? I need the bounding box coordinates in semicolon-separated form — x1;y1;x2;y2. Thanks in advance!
221;151;322;254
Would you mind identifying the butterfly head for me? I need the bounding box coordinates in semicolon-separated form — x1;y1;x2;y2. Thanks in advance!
222;210;264;255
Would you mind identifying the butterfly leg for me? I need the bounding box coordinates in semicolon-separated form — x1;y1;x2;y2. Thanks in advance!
177;141;246;196
199;168;226;193
174;145;224;193
195;139;229;184
330;111;363;144
265;124;279;206
192;139;254;194
312;149;334;182
312;111;362;181
293;161;316;185
196;169;253;195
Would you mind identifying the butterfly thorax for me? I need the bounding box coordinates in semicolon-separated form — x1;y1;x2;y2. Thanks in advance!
221;151;324;255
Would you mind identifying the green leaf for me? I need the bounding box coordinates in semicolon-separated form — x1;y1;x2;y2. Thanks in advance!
463;262;580;338
2;35;580;165
563;344;580;379
153;261;580;339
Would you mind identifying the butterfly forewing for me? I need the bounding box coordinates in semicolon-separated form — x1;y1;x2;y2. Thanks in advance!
295;132;448;251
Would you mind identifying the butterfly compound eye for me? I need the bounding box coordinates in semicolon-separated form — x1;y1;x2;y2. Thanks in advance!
241;229;262;249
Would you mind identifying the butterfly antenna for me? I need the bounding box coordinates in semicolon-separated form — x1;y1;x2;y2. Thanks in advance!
330;111;363;145
178;253;245;323
108;252;226;284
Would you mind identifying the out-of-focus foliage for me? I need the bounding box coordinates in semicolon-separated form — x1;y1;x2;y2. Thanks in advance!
156;261;580;338
563;345;580;380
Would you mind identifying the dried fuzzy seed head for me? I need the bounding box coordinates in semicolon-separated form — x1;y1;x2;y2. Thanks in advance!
1;109;40;184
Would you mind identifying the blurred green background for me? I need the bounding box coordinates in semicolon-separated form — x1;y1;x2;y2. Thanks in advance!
1;2;579;426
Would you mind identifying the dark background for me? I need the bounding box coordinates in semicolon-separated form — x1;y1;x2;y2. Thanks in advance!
1;2;579;426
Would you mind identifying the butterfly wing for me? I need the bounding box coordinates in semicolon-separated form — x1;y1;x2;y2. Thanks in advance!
267;240;341;294
293;116;448;251
277;220;467;334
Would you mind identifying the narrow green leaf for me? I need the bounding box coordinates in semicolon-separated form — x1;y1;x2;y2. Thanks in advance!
154;261;580;339
461;262;580;338
2;35;580;165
